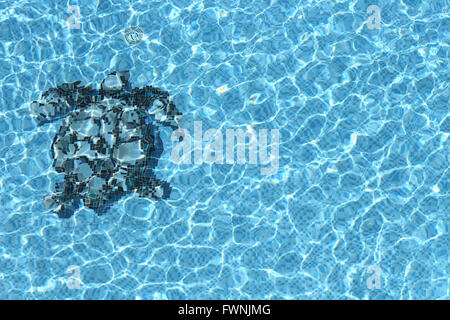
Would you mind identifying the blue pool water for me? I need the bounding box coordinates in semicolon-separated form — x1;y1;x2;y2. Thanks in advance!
0;0;448;300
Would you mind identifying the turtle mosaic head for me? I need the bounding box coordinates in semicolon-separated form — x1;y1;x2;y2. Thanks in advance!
31;71;182;218
100;71;131;92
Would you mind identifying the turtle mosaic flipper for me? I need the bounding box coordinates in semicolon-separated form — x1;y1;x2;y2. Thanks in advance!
31;71;182;218
30;81;97;125
128;85;182;129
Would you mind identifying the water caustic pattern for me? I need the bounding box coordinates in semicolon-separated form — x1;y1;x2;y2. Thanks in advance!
0;0;448;300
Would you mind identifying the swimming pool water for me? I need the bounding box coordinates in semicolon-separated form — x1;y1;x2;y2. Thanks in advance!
0;0;448;300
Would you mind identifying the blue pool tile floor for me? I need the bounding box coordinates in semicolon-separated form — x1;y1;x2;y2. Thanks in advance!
0;0;448;299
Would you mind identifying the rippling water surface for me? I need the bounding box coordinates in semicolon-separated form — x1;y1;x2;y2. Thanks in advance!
0;0;448;299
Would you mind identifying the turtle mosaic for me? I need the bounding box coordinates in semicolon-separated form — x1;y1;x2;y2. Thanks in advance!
30;71;182;218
